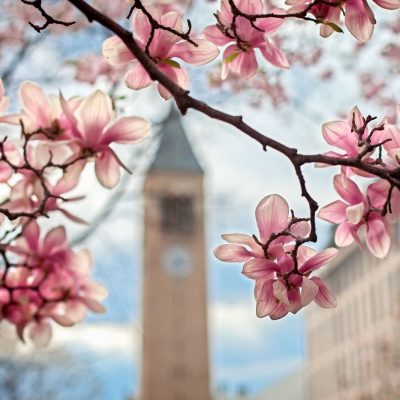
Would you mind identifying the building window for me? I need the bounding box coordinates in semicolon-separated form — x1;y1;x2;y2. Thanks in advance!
161;196;194;234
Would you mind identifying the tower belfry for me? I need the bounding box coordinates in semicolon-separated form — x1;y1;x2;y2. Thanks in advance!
141;107;210;400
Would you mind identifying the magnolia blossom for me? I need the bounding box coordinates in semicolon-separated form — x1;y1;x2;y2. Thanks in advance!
214;194;338;319
60;89;150;188
102;8;219;99
287;0;400;42
204;0;289;79
2;221;107;347
319;106;383;176
319;174;400;258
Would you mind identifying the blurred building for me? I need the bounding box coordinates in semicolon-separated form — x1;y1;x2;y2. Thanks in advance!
251;369;307;400
306;228;400;400
141;108;210;399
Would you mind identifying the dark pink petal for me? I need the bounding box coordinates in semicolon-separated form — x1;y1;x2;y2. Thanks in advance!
366;215;390;258
260;37;289;69
42;226;67;254
311;277;337;308
333;174;363;205
345;0;375;42
320;6;341;37
237;0;264;13
301;276;319;306
242;258;278;279
277;254;294;274
214;244;253;262
23;221;40;252
256;194;289;242
287;288;302;313
269;302;289;320
299;247;338;274
366;179;390;208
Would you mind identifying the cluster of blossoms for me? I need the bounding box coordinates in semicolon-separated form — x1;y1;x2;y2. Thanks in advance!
102;7;220;99
1;222;107;347
215;195;338;319
287;0;400;42
0;79;150;345
319;106;400;258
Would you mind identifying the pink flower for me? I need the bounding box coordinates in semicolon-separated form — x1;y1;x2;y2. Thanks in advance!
102;9;219;99
3;222;108;346
215;194;338;319
60;89;150;188
204;0;289;79
318;174;400;258
287;0;399;42
319;106;383;176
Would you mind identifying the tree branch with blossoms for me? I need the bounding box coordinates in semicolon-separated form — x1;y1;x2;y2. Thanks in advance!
11;0;400;331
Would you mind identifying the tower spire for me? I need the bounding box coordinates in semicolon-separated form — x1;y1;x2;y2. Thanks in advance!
149;106;203;173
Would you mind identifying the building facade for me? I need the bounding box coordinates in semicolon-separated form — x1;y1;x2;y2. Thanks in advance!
141;108;210;400
306;228;400;400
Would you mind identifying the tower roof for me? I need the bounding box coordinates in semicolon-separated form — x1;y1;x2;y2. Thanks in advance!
148;106;203;173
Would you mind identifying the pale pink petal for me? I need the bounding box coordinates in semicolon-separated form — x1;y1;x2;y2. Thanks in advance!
242;258;279;279
346;202;365;224
133;9;153;41
52;159;86;196
301;276;320;306
296;245;316;266
231;50;259;79
373;0;400;10
257;9;286;33
103;116;150;145
221;45;240;80
311;277;337;308
334;174;363;204
172;39;219;65
269;302;289;320
43;226;67;254
290;221;311;237
95;149;121;189
256;194;289;242
260;37;289;69
366;215;390;258
28;320;52;347
273;280;289;306
255;280;276;317
19;81;50;128
318;200;348;223
203;25;231;46
214;244;253;262
335;222;357;246
157;65;189;99
299;247;338;274
0;161;13;182
222;233;263;255
125;62;153;90
320;6;341;38
102;36;134;65
345;0;375;42
79;90;113;145
366;179;389;208
322;121;356;153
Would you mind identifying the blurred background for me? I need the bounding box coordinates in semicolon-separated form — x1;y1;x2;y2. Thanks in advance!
0;0;399;399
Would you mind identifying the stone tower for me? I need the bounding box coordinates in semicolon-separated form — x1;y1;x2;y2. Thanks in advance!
141;107;210;400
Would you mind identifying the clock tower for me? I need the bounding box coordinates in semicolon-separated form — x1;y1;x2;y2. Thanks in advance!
141;108;210;400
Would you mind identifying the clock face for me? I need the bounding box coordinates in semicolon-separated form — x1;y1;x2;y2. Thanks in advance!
162;245;192;278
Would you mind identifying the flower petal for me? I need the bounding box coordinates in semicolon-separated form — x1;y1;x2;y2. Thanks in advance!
299;247;338;274
311;277;337;308
214;244;253;262
103;116;150;145
366;215;390;258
